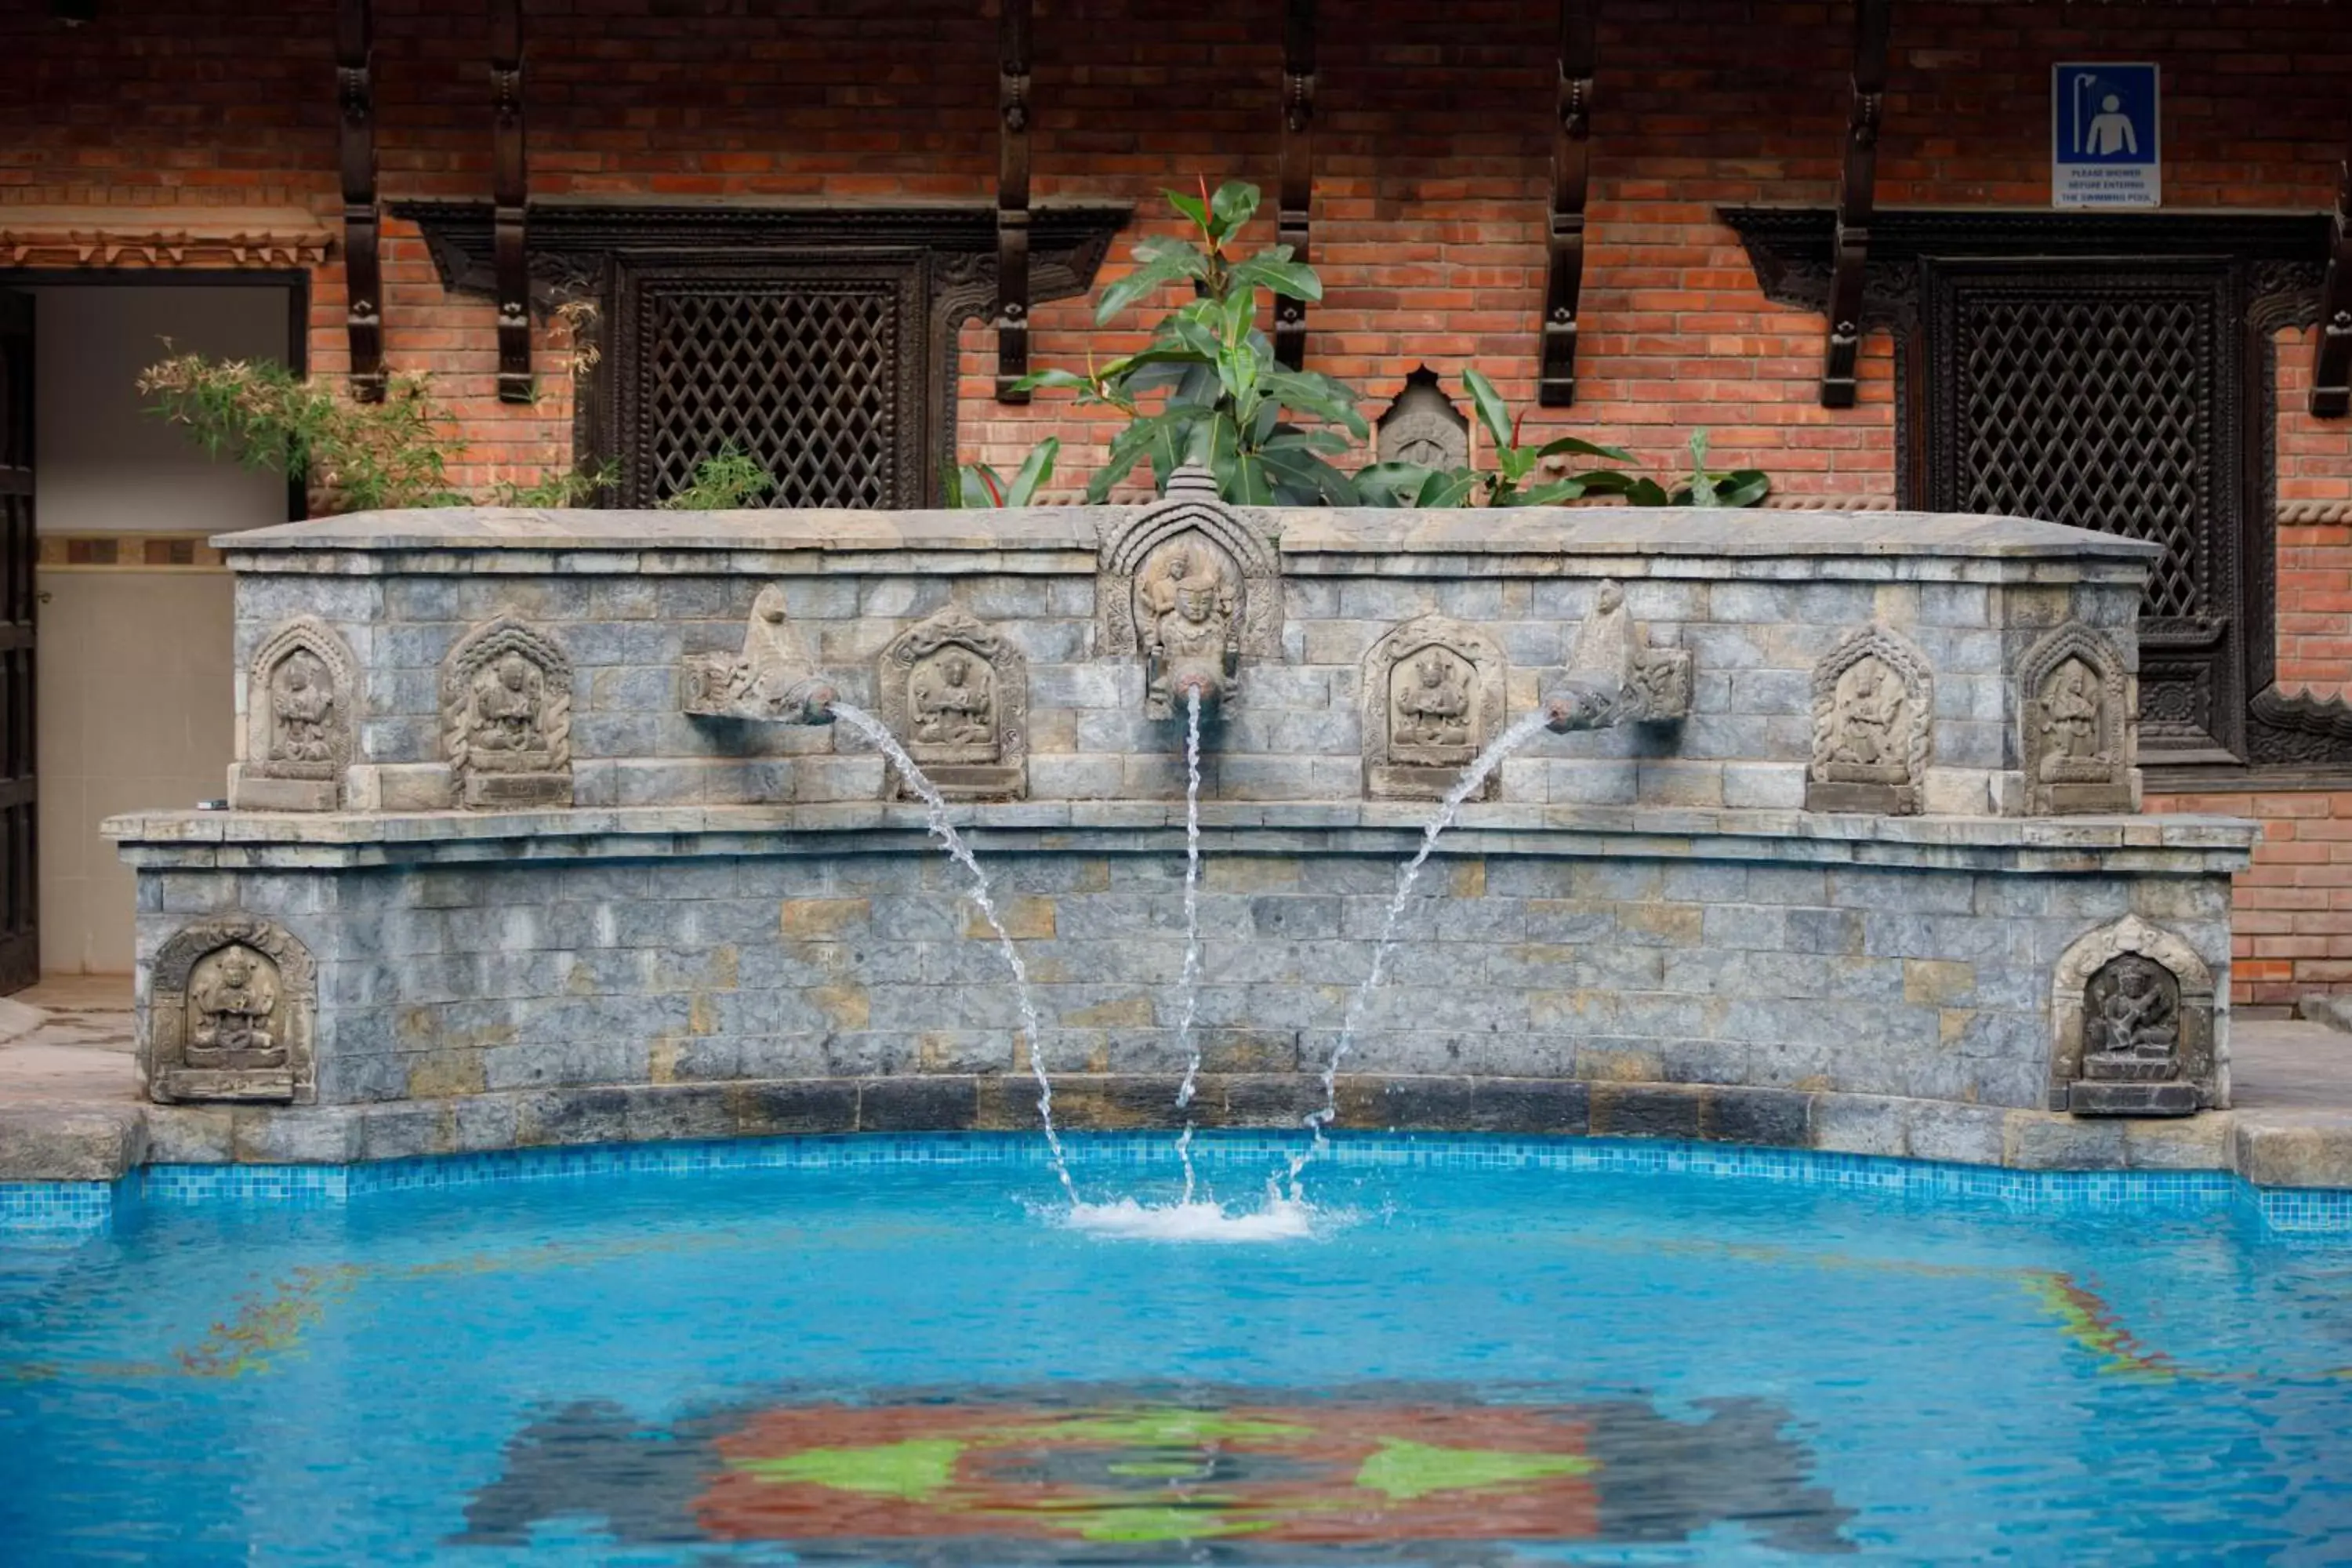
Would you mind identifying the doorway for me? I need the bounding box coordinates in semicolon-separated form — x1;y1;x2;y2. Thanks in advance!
3;274;303;985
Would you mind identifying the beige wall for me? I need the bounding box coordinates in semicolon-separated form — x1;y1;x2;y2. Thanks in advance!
38;572;238;974
28;281;289;975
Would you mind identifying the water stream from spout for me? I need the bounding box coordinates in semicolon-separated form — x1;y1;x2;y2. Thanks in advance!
829;701;1076;1203
1284;706;1556;1192
1172;687;1206;1203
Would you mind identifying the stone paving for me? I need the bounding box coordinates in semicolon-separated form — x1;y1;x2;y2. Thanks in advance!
4;976;2350;1189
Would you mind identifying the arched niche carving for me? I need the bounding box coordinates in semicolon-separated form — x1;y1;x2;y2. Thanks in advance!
1807;624;1933;815
2019;623;2134;815
2048;914;2219;1117
875;606;1029;800
1374;365;1469;471
441;613;574;809
232;616;358;812
145;915;316;1105
1362;615;1508;801
1098;466;1282;719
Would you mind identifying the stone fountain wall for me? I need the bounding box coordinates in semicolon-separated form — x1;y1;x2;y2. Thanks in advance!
104;488;2260;1163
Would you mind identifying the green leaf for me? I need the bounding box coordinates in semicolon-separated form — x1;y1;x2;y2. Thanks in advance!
1165;188;1211;232
1088;416;1170;502
1094;255;1199;325
1258;370;1369;437
1507;478;1586;507
1715;470;1771;508
1004;437;1058;506
1568;469;1639;494
1420;470;1481;508
1533;434;1639;464
1231;252;1323;302
1624;476;1673;506
1461;366;1513;452
1350;461;1441;506
1208;180;1261;240
1007;367;1098;395
1131;233;1214;278
1263;428;1352;456
1259;443;1360;504
1168;312;1224;363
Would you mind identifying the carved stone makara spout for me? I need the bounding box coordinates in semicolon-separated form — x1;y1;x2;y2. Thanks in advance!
1542;579;1693;732
681;585;839;724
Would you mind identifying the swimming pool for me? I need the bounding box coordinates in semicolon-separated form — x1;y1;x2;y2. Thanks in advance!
4;1133;2350;1564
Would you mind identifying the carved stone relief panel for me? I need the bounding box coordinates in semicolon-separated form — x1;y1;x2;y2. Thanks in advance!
145;915;316;1105
441;614;574;809
680;583;835;724
1362;615;1507;800
1098;466;1281;720
1374;366;1470;471
876;606;1029;800
1808;625;1933;815
2019;624;2134;815
232;616;358;812
2048;915;2218;1117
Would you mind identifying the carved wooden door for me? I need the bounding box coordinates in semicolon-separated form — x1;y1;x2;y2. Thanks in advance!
1923;259;2245;764
0;290;36;992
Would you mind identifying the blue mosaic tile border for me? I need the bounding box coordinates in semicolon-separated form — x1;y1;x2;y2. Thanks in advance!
2;1131;2343;1237
0;1179;115;1236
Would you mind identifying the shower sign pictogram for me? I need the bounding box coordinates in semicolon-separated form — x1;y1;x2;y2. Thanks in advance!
2053;64;2160;209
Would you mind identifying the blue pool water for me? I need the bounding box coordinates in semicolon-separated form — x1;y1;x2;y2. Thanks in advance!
4;1134;2351;1565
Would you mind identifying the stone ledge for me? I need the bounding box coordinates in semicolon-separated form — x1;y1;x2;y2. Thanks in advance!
0;1106;148;1181
100;802;2263;872
55;1073;2284;1184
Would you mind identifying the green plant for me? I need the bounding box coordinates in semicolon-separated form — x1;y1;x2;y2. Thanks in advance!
490;459;621;508
137;352;472;510
1011;180;1368;505
659;443;777;510
1351;368;1770;510
1581;429;1770;507
943;437;1060;507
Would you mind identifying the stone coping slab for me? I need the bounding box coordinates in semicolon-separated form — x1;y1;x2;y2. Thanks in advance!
100;804;2261;873
216;505;2161;569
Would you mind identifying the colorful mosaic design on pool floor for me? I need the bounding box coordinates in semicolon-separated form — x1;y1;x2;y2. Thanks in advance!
456;1388;1854;1559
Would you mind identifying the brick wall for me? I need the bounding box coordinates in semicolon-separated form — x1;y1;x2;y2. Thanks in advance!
5;0;2350;1000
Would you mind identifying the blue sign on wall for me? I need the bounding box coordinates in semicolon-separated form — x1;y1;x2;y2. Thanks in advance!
2053;63;2161;209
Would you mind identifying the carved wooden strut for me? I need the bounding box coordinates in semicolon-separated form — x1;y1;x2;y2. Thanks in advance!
491;0;532;403
993;0;1033;401
1539;0;1595;406
336;0;383;401
2314;147;2352;418
1275;0;1316;370
1820;0;1892;408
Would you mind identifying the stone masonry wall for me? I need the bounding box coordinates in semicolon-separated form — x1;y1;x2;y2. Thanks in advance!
132;837;2238;1115
227;529;2146;816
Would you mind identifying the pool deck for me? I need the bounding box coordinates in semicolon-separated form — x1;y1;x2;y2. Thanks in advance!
3;976;2351;1190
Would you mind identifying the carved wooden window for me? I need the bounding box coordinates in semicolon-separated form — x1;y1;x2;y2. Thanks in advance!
1925;260;2244;764
604;258;929;510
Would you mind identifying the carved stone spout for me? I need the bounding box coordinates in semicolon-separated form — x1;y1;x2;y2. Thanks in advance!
1097;464;1281;722
681;584;838;724
1542;579;1692;731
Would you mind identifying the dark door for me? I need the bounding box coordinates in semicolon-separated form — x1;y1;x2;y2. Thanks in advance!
1922;258;2245;764
0;290;34;992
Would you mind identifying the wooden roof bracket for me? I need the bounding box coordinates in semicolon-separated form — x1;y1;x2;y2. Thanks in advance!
1538;0;1595;407
992;0;1033;401
491;0;532;404
1274;0;1316;370
1821;0;1892;408
2313;150;2351;417
336;0;383;402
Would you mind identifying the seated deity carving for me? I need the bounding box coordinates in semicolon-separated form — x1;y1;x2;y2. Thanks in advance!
2082;955;2180;1079
268;650;339;766
911;649;996;753
1824;659;1908;782
1392;652;1474;755
187;945;282;1061
471;652;548;758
